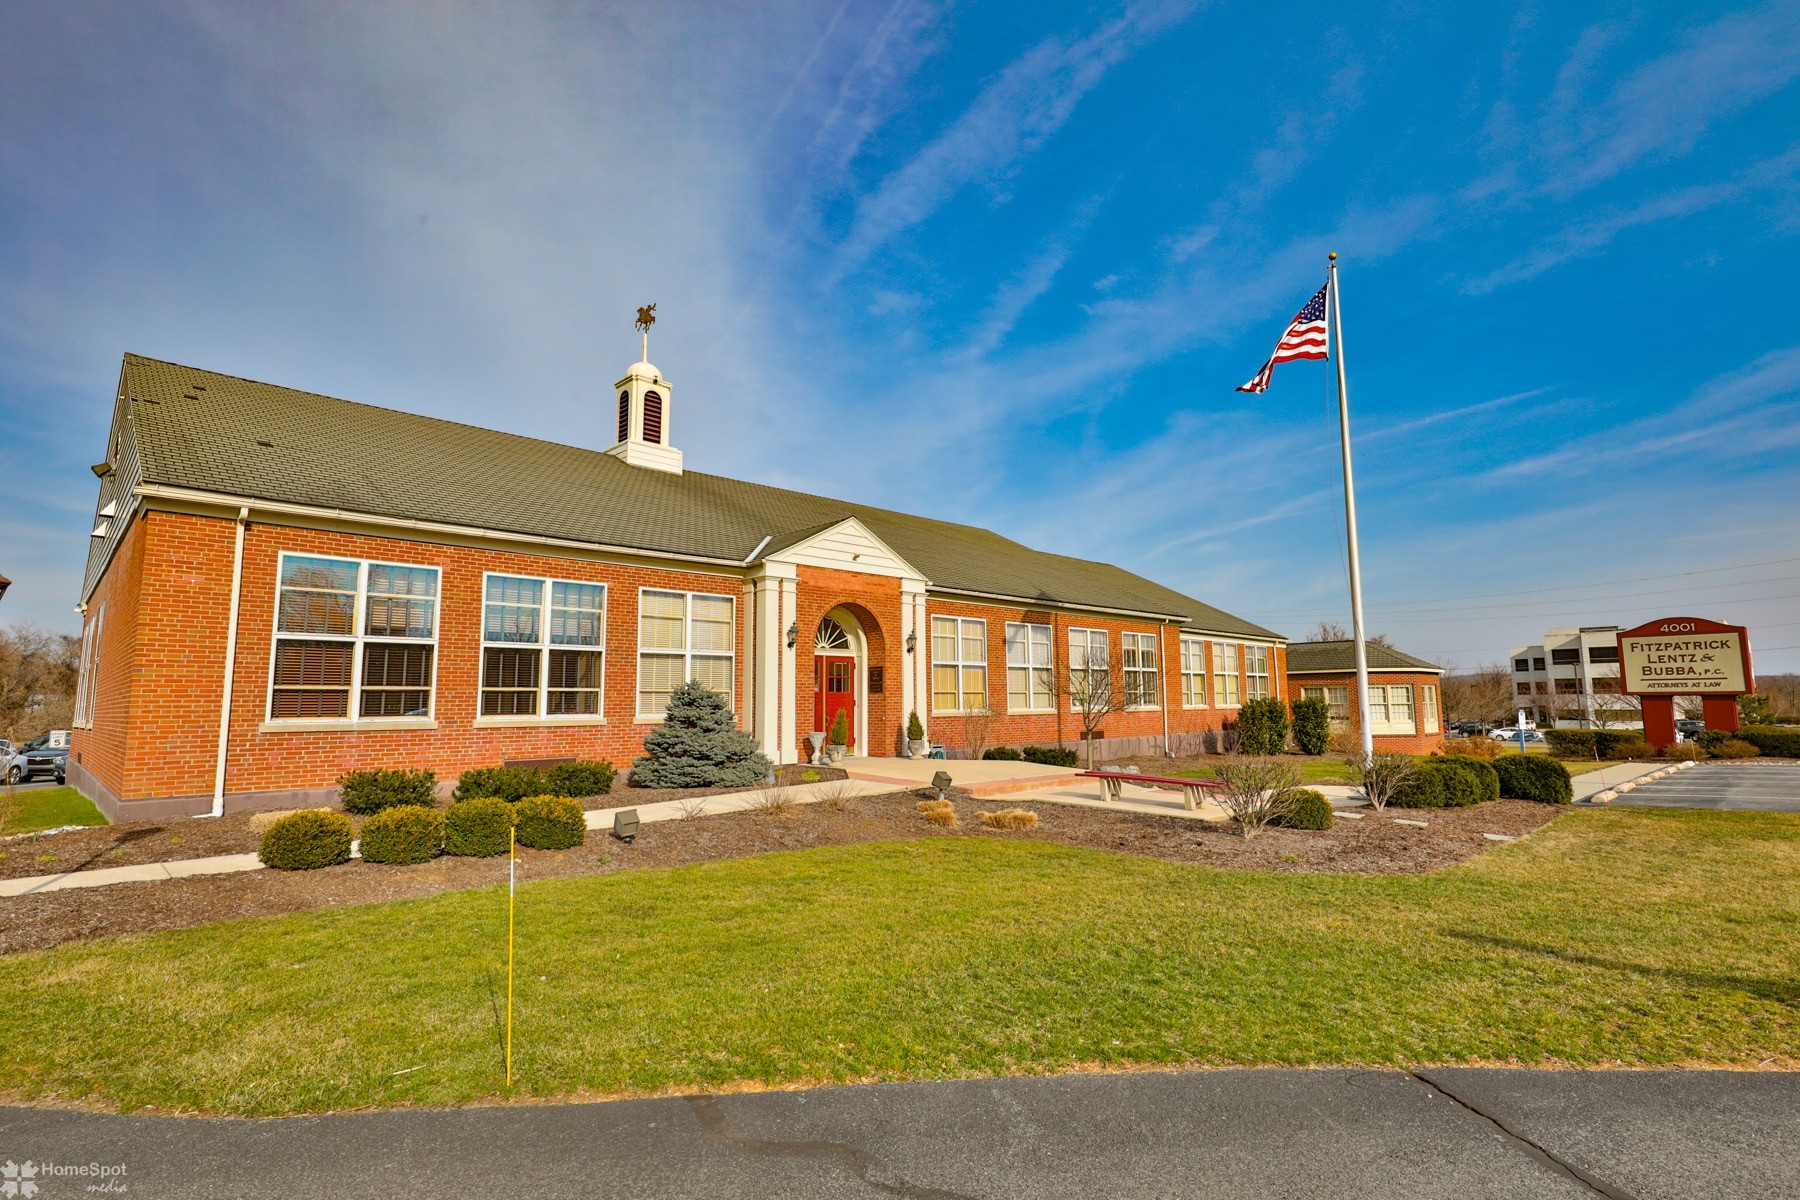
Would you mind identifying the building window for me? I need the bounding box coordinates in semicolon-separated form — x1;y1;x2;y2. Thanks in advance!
1244;644;1271;699
1369;684;1415;735
1588;645;1619;664
1300;684;1351;726
1068;627;1109;710
1180;637;1207;707
269;554;439;720
932;616;988;713
1551;648;1581;665
1121;632;1159;708
480;575;606;718
1555;677;1581;695
1532;657;1545;671
73;603;105;728
1516;682;1532;695
1513;657;1530;672
1213;642;1241;707
1421;684;1440;734
638;589;734;717
1592;675;1621;694
1005;622;1052;712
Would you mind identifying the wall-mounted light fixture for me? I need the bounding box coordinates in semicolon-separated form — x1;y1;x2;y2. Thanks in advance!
786;621;799;649
905;630;918;655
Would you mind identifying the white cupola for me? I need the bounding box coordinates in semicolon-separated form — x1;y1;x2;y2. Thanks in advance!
606;307;683;474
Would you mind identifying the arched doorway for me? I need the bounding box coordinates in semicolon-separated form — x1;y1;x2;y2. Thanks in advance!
813;610;865;753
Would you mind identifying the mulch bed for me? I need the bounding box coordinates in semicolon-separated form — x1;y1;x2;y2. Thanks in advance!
0;792;1562;956
0;764;846;882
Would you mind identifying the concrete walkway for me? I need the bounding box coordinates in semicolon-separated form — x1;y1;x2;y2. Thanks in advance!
2;1068;1792;1198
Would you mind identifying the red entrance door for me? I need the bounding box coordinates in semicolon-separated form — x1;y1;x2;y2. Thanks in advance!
815;656;855;750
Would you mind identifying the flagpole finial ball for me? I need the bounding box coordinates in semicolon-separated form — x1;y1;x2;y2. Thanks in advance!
1328;251;1337;261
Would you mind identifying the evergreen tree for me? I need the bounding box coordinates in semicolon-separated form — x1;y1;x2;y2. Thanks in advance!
631;679;773;788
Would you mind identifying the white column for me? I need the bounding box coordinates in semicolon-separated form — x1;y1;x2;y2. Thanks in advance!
751;570;787;761
741;579;757;734
779;574;799;763
901;579;927;742
911;589;932;741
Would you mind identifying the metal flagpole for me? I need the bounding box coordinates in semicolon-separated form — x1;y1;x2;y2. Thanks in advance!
1327;252;1375;765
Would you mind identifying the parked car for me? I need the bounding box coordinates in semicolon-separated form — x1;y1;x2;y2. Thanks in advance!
4;733;70;784
1487;727;1545;743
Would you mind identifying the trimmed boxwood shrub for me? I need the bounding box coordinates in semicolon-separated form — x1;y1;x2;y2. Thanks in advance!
1272;788;1333;830
1542;729;1648;759
337;768;437;815
983;746;1024;760
454;760;616;803
1695;729;1731;754
1022;745;1080;767
1291;696;1331;756
1661;742;1704;761
1494;753;1573;804
1736;725;1800;757
358;804;445;865
260;810;354;870
1436;754;1500;803
514;795;586;850
1607;738;1655;760
1714;738;1759;759
444;797;515;856
1392;760;1484;809
1235;697;1290;755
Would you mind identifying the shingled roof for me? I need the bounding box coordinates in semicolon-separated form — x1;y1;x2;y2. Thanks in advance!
1285;639;1441;674
113;354;1282;639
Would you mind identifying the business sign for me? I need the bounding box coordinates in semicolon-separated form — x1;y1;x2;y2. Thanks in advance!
1617;617;1754;696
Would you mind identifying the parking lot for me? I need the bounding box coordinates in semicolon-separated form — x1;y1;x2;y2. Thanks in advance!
1617;763;1800;813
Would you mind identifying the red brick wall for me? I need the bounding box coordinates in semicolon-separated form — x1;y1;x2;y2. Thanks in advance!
1287;670;1447;754
97;511;751;802
793;566;904;758
67;511;147;798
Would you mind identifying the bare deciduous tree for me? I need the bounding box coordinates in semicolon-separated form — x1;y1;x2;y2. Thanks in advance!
1352;752;1416;812
1211;756;1304;839
0;623;80;743
958;703;995;762
1044;645;1126;768
1440;663;1515;727
1306;621;1395;648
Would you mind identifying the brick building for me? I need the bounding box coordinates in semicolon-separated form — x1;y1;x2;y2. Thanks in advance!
1285;640;1445;755
71;352;1291;820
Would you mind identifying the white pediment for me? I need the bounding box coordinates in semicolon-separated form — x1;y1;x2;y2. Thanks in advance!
761;517;927;582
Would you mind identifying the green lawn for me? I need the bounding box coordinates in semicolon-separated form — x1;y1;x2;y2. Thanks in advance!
1173;761;1356;784
1;786;106;836
0;807;1794;1116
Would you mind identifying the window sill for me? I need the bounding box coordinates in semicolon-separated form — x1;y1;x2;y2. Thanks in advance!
473;716;607;729
259;718;438;734
1007;708;1055;716
1181;704;1208;711
1124;705;1161;713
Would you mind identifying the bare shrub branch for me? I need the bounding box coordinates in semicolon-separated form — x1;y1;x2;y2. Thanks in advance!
1210;756;1304;839
1352;752;1416;812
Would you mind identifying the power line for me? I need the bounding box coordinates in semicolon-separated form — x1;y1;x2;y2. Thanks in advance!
1253;574;1800;621
1343;592;1799;625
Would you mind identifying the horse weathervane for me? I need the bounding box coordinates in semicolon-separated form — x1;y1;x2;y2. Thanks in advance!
634;303;656;362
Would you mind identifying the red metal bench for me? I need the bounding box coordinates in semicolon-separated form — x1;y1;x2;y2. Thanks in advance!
1081;770;1224;811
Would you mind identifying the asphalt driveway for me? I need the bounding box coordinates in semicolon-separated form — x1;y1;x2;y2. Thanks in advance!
1615;762;1800;812
3;1068;1795;1199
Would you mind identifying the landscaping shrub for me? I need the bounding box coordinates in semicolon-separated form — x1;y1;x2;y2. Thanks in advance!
1660;742;1704;761
1713;738;1759;760
514;796;586;850
453;766;543;804
337;768;437;816
827;709;850;748
1436;754;1501;803
1694;729;1731;754
631;680;774;788
1236;698;1290;755
1441;736;1501;760
982;746;1024;760
977;808;1039;829
1290;697;1331;756
1271;788;1333;830
1391;760;1482;809
444;797;515;856
357;804;444;865
1022;745;1080;767
1606;738;1655;760
1543;729;1648;759
543;760;616;799
1493;754;1572;804
259;810;354;870
1735;725;1800;757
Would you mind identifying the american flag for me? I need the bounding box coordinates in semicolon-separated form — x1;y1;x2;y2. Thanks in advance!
1237;284;1329;393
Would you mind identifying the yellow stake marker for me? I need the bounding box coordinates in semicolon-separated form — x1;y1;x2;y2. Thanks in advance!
506;823;516;1089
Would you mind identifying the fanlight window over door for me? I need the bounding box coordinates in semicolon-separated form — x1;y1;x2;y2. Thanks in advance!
815;617;852;653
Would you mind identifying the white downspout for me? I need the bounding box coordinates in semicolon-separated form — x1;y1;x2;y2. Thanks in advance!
1160;624;1172;757
206;506;250;818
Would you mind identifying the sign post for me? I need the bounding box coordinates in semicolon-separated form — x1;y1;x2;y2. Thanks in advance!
1616;617;1755;751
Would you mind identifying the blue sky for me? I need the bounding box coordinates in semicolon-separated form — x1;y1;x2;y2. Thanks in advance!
3;1;1798;671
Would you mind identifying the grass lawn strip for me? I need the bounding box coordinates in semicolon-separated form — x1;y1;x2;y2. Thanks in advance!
1;787;107;838
0;805;1792;1116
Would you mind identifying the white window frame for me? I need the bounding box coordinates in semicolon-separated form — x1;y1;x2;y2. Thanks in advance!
477;572;607;725
931;615;989;715
1370;684;1416;735
1421;683;1440;734
1121;631;1160;710
265;551;440;725
1179;636;1207;708
1213;641;1241;708
1004;621;1053;713
1067;627;1109;714
73;602;105;728
635;587;736;721
1244;643;1272;700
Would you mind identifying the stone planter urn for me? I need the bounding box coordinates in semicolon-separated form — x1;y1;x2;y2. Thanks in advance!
826;743;846;765
908;739;928;759
807;732;826;763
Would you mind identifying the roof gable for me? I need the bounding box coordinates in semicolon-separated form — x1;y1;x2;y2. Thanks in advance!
1286;639;1441;674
